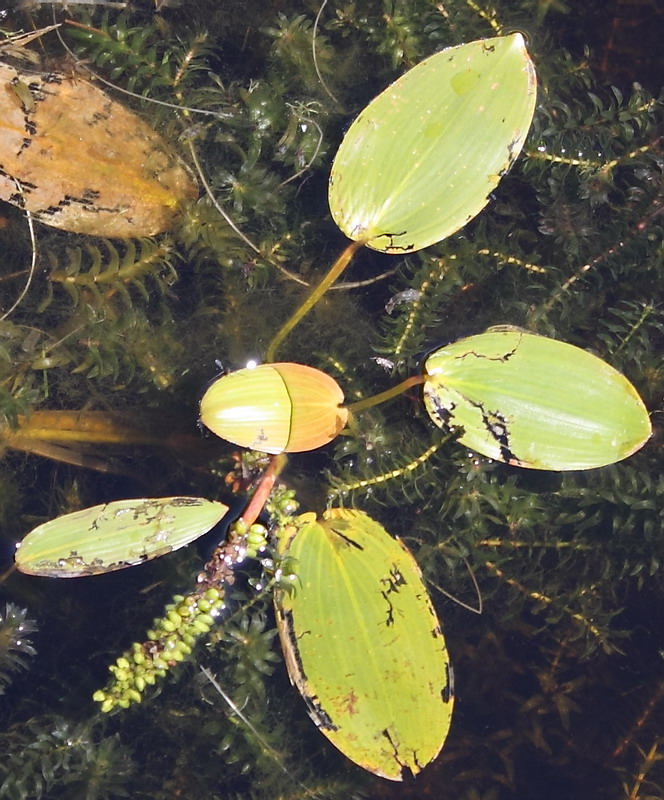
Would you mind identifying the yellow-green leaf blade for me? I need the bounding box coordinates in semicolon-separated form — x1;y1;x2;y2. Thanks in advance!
329;33;536;253
15;497;229;577
275;508;453;780
423;328;652;470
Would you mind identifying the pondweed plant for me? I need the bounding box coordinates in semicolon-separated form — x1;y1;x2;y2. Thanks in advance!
0;1;663;798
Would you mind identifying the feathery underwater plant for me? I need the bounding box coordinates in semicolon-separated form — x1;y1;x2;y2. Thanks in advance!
1;0;663;798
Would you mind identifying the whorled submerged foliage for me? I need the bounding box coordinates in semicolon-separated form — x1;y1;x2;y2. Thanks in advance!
0;0;663;799
0;716;134;800
0;603;37;695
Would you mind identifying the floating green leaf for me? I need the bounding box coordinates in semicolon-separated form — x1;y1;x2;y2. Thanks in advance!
274;508;453;780
423;327;652;470
328;33;537;253
15;497;229;577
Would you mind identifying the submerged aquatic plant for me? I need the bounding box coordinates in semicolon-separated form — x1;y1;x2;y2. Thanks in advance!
0;603;37;695
0;0;663;798
0;716;134;800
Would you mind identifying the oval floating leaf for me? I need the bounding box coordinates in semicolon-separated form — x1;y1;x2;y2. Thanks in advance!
0;62;197;237
274;508;454;780
328;33;537;253
15;497;229;577
423;327;652;470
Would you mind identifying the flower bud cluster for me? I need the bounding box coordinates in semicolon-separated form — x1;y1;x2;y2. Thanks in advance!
265;486;299;527
229;518;269;560
93;587;224;712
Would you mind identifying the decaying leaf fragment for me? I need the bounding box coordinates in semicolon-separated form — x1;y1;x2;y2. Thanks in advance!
0;61;197;237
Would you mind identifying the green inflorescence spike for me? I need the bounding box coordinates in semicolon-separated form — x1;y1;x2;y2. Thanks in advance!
93;587;225;712
93;519;271;712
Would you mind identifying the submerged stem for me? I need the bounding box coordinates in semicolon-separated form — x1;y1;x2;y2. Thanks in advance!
347;373;425;413
266;239;364;361
239;454;287;528
4;411;161;447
